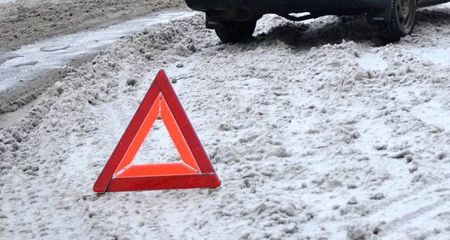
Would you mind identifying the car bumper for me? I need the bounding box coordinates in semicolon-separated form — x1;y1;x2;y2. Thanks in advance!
185;0;390;15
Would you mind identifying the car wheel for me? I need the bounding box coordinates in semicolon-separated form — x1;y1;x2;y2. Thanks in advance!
379;0;417;42
215;20;257;43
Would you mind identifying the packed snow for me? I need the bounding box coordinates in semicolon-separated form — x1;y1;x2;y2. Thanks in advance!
1;2;450;240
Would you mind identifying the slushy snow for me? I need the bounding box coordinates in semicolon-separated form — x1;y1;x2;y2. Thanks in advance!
1;4;450;240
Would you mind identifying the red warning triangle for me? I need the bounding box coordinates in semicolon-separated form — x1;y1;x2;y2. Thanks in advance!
93;70;221;192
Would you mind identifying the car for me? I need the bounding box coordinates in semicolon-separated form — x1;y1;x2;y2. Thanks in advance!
184;0;450;43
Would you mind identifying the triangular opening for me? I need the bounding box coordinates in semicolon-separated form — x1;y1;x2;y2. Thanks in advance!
133;119;180;165
113;94;200;178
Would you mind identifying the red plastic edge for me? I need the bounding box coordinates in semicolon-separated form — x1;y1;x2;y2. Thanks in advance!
107;174;221;192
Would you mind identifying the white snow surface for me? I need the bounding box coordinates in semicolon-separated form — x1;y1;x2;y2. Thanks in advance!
1;6;450;240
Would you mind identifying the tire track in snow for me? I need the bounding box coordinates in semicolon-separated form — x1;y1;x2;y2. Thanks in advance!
358;179;450;237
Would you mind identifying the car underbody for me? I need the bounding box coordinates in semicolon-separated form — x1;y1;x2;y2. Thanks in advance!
185;0;450;42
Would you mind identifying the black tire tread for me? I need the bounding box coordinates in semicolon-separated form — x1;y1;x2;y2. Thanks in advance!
215;21;257;43
379;0;417;42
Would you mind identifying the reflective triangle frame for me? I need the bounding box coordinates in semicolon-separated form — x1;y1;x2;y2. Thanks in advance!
93;70;221;193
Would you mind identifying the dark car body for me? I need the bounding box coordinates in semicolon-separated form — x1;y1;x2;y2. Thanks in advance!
186;0;449;19
185;0;450;42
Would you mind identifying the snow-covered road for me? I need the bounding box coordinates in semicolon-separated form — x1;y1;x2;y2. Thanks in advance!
0;10;195;92
0;0;183;53
1;3;450;240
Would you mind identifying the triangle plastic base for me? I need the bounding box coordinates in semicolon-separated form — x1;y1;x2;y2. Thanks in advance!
105;174;221;192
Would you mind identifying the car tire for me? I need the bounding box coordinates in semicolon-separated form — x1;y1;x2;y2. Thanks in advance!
215;20;257;43
379;0;417;42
